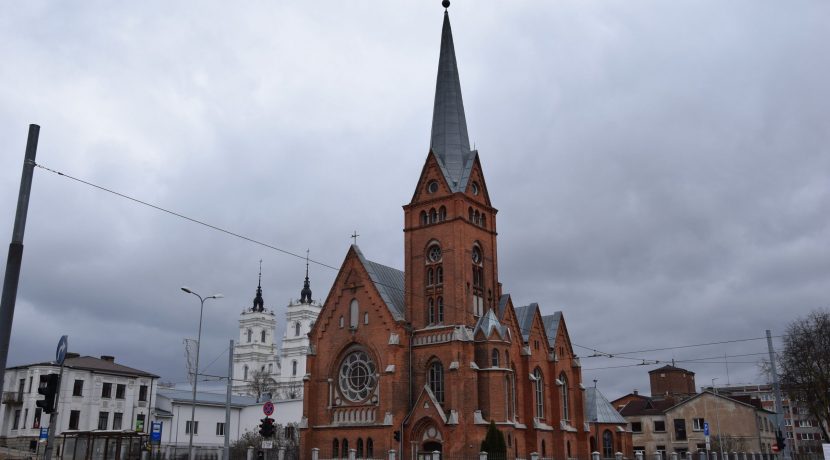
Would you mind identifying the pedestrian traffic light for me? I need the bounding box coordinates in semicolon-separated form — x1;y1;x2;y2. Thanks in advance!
775;430;786;451
35;374;59;414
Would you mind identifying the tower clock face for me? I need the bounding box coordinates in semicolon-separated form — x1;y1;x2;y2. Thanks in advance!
472;247;482;264
428;246;442;262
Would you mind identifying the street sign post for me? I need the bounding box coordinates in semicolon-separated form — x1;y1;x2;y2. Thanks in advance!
151;422;163;445
704;422;709;437
56;335;68;365
263;401;274;416
39;427;48;440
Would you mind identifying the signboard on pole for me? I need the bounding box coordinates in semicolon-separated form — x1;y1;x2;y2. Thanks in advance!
39;427;48;440
150;422;162;445
56;335;68;365
263;401;274;416
261;440;273;449
704;422;709;437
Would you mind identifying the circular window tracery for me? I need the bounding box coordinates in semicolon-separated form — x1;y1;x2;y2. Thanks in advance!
427;245;442;263
338;350;377;402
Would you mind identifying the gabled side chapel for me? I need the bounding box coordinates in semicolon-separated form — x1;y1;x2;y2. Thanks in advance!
301;3;588;459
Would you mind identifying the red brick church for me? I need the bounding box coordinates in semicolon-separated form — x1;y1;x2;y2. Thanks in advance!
301;3;589;458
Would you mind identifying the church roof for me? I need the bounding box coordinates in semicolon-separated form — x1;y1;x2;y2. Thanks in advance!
514;303;537;343
430;5;476;192
541;311;562;347
473;308;507;339
352;245;406;321
585;387;628;424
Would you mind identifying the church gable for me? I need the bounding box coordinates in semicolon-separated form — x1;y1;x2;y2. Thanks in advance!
409;151;455;205
462;154;493;208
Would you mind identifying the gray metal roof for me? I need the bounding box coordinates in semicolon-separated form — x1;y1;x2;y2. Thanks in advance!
352;245;406;321
497;294;510;320
585;387;628;424
513;304;537;343
430;9;475;192
157;389;257;407
473;308;507;339
541;312;562;348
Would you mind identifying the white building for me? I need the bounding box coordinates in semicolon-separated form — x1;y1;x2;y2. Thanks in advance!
0;353;158;452
232;263;321;402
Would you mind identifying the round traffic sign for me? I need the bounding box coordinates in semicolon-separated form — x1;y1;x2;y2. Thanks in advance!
263;401;274;416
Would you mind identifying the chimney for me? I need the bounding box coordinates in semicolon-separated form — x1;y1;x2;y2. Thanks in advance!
633;389;639;395
100;355;115;362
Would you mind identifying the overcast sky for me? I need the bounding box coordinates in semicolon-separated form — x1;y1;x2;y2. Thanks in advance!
1;1;828;399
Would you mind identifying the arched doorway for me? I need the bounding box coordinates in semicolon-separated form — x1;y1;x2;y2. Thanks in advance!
412;419;443;459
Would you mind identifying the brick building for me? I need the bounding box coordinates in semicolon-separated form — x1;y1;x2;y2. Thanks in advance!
300;3;588;459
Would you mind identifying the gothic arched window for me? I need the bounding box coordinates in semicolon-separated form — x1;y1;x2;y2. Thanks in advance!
436;266;443;284
349;299;359;329
534;368;544;419
332;439;339;458
420;210;428;225
481;214;486;228
243;365;248;381
261;330;266;343
292;360;298;376
246;329;252;343
491;349;500;367
468;207;474;221
295;322;301;337
428;360;444;404
341;439;348;458
428;298;435;325
560;372;570;421
427;268;434;286
437;297;444;323
438;206;447;222
357;438;364;458
429;208;438;224
367;438;374;458
603;430;614;458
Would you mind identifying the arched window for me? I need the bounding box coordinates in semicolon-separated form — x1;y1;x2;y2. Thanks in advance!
349;299;359;329
560;372;570;421
357;438;364;458
436;266;443;284
437;297;444;323
491;349;500;367
367;438;374;458
420;211;428;225
341;439;348;458
261;365;265;372
567;441;572;458
534;368;544;419
474;210;480;225
332;439;339;458
428;298;435;324
427;268;434;286
603;430;613;458
268;363;273;373
339;316;344;328
295;322;301;337
542;440;547;457
364;312;369;325
471;245;484;316
243;365;248;381
428;360;444;403
292;360;298;376
246;329;252;343
438;206;447;222
469;207;474;221
261;330;266;343
429;208;437;224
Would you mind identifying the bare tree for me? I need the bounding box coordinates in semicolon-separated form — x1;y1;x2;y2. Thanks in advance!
248;369;276;402
711;435;748;454
779;308;830;442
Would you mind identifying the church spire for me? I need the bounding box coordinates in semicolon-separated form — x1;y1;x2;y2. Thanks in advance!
300;250;313;304
430;0;473;191
252;260;265;312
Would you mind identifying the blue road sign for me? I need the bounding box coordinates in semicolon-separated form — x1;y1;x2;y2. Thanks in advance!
40;427;48;440
56;335;68;365
150;422;162;444
704;422;710;436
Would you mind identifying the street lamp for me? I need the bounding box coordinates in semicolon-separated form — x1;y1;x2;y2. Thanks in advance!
181;286;223;460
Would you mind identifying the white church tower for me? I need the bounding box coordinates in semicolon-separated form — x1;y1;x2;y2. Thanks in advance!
273;256;322;400
232;265;278;395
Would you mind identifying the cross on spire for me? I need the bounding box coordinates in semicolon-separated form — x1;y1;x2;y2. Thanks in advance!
351;230;360;245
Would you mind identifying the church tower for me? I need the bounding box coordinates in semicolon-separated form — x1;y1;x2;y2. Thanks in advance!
232;265;278;395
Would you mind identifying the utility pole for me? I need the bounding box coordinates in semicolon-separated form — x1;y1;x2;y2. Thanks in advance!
767;329;790;460
224;339;233;460
0;124;40;388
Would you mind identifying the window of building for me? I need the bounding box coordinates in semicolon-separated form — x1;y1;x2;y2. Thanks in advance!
693;418;705;431
364;312;369;325
341;439;349;458
560;372;569;421
98;412;109;430
137;413;147;432
186;420;199;434
438;206;446;222
73;379;84;397
420;211;428;225
292;360;298;377
17;378;24;396
656;446;667;460
350;299;359;329
247;328;252;343
471;245;484;316
332;439;339;457
116;384;126;399
69;410;81;430
603;430;614;458
631;421;642;433
216;422;225;436
261;330;266;342
542;440;547;457
33;408;42;429
430;208;437;224
437;297;444;323
784;419;792;427
339;315;344;328
674;418;687;441
428;298;435;324
357;438;364;458
367;438;374;458
428;360;444;404
491;349;500;367
12;410;20;430
436;266;443;284
113;412;123;430
427;267;434;286
27;376;33;393
102;382;112;398
534;368;544;419
654;420;666;432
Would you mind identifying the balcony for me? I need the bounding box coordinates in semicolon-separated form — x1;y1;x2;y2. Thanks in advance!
2;392;24;405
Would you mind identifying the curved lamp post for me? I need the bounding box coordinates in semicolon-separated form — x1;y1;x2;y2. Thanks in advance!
181;286;223;460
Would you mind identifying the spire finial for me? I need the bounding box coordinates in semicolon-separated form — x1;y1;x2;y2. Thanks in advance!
442;0;450;9
253;260;265;312
300;250;313;304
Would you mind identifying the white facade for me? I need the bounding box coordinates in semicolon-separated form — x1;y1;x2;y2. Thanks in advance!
0;354;158;449
232;277;278;395
272;296;321;400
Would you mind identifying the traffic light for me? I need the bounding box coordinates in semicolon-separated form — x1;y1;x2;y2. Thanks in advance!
775;430;786;451
258;418;268;437
36;374;59;414
258;417;275;438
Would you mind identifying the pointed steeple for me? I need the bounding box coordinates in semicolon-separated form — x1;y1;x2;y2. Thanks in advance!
430;1;474;192
300;250;313;304
252;260;265;312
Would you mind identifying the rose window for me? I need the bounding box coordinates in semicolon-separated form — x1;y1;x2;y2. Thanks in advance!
338;350;377;402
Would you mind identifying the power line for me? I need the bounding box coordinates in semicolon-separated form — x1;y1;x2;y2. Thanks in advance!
574;336;781;359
